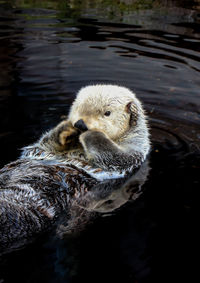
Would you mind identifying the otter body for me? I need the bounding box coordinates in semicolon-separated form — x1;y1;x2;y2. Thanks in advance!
0;85;150;253
0;158;97;253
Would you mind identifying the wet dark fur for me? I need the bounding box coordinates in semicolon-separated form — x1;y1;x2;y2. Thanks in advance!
0;158;97;254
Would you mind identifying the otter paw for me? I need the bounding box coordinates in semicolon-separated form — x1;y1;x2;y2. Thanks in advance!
79;130;108;147
59;127;79;146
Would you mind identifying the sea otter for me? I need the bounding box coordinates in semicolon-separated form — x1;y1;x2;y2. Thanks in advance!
0;85;150;254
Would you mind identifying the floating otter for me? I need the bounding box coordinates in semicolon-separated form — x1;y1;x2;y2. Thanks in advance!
0;85;150;254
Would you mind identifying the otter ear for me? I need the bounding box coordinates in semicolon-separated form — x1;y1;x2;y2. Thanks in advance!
126;102;138;126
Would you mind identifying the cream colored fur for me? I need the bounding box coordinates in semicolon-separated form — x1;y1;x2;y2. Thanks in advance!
68;84;150;158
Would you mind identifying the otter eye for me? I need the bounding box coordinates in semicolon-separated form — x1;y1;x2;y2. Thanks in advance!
104;111;111;116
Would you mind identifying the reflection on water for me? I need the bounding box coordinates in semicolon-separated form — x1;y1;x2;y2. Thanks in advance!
56;161;150;238
0;0;200;282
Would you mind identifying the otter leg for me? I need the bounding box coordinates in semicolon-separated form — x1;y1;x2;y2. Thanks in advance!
79;130;144;172
21;120;80;158
41;120;81;151
54;121;80;147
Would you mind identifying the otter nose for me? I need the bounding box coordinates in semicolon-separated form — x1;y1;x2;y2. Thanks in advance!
74;119;88;131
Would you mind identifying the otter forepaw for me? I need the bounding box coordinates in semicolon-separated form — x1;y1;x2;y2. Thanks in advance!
80;130;107;146
59;127;79;146
79;130;113;154
55;120;80;146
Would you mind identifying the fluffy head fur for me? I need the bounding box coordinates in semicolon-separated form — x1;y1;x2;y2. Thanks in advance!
68;84;150;157
69;85;140;140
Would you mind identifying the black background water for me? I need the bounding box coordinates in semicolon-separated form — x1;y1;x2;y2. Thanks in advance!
0;1;199;282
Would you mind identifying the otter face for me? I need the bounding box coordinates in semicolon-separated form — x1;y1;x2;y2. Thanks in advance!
68;85;140;140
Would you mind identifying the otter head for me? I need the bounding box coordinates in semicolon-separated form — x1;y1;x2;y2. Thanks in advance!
68;85;141;141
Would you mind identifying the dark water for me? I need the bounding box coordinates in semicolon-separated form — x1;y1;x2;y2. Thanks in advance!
0;0;200;282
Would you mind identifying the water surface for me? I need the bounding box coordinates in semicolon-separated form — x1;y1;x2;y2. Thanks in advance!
0;1;199;282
